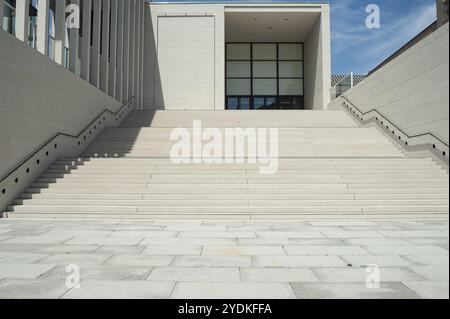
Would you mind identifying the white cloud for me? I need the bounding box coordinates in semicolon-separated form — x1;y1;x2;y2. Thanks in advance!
331;0;437;73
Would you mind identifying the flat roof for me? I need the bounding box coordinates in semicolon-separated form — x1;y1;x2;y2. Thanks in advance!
149;1;329;5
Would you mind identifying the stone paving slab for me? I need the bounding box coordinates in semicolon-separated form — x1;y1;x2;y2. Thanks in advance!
341;255;414;267
365;245;449;255
173;256;252;267
142;245;203;256
147;267;240;282
171;282;297;299
0;252;48;264
403;281;450;299
0;263;57;279
284;245;370;256
0;278;69;299
63;280;175;299
291;282;422;299
253;256;347;267
202;245;286;256
0;218;448;299
312;267;426;282
241;268;319;283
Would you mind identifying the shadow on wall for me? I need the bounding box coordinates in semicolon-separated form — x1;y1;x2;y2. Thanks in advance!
29;111;159;192
144;5;165;110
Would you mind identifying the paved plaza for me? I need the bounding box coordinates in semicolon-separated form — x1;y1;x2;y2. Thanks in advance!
0;218;448;299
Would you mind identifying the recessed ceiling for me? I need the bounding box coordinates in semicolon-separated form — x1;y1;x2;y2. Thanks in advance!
225;12;320;42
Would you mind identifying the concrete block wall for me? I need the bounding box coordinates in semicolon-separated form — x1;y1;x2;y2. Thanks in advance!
330;23;449;144
0;29;122;178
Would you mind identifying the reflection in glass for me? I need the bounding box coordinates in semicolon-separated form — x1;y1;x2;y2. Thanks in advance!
227;97;239;110
240;97;250;110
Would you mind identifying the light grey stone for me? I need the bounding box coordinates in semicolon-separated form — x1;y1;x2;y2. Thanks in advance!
202;246;286;256
409;265;449;282
171;282;296;299
63;280;175;299
343;238;410;246
142;246;202;256
241;268;319;283
366;245;449;255
165;226;227;232
38;254;112;266
379;231;448;238
284;245;370;256
178;232;256;239
41;265;151;281
39;245;100;254
291;282;422;299
94;245;146;255
256;231;324;239
109;231;178;238
341;256;414;267
321;230;384;239
45;230;113;237
65;236;144;246
403;281;449;299
0;278;69;298
4;236;73;245
142;238;237;246
147;267;240;282
404;254;450;266
309;221;378;227
238;238;291;245
0;263;56;279
312;267;426;282
105;255;174;267
0;252;48;264
172;256;252;267
253;256;346;268
288;239;346;246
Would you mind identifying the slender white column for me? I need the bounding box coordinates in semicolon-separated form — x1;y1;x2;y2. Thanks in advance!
122;0;130;102
90;0;101;87
68;0;80;75
134;0;141;109
0;0;4;31
140;0;145;109
54;0;66;65
115;0;124;101
128;0;135;103
36;0;50;55
80;0;92;81
108;0;118;98
15;0;30;42
100;0;110;93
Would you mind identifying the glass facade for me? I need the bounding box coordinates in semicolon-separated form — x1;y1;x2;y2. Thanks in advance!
226;42;304;110
3;0;16;36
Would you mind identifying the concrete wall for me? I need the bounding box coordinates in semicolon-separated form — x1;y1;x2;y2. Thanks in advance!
0;30;122;177
144;3;225;110
304;6;331;110
330;23;449;144
143;3;330;110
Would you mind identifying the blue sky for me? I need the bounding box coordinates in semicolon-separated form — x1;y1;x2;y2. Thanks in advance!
152;0;437;75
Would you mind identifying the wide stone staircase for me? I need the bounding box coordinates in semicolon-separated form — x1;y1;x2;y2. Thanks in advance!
6;110;450;219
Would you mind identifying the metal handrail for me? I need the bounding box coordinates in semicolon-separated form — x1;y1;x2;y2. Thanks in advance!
340;95;449;155
0;97;135;185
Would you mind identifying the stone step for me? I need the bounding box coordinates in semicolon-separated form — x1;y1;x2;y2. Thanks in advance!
8;205;449;214
40;172;447;179
13;198;449;207
30;182;449;189
25;187;449;195
19;193;449;201
8;213;448;220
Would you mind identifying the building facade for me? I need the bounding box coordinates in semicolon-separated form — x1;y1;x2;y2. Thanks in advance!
144;2;331;110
